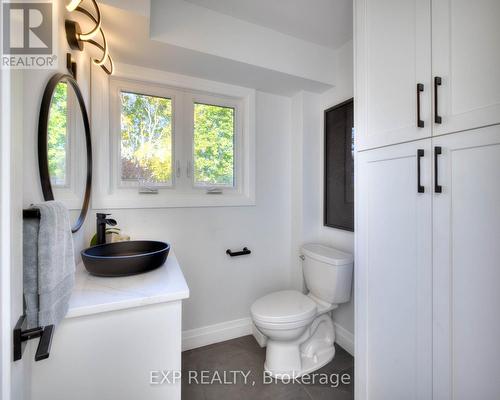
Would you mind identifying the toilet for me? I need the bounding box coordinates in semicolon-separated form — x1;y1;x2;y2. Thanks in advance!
250;243;353;378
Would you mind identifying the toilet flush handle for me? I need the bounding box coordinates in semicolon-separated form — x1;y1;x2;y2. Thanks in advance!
299;255;305;261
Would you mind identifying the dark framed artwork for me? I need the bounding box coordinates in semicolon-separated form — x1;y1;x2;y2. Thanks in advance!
324;98;354;231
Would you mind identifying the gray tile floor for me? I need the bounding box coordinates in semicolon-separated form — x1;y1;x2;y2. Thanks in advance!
182;335;354;400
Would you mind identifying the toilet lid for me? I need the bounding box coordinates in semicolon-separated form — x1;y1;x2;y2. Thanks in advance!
251;290;317;324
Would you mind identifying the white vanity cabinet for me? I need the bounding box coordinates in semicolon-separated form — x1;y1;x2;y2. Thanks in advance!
30;252;189;400
355;0;500;398
355;0;500;150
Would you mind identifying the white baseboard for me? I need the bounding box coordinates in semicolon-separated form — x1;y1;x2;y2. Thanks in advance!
182;317;253;351
334;322;354;356
182;318;354;357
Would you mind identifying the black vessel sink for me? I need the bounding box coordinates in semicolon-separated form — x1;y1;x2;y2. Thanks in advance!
81;241;170;277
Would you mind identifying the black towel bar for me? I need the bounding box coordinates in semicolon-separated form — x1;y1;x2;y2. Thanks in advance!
19;208;53;362
226;247;251;257
13;315;54;362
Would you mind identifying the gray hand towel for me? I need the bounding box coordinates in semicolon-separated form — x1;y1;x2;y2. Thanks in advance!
23;201;76;327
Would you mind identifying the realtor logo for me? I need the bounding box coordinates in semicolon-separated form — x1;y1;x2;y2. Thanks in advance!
2;1;57;69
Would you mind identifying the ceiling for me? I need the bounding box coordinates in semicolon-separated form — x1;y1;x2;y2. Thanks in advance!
183;0;353;49
97;0;353;95
101;5;333;96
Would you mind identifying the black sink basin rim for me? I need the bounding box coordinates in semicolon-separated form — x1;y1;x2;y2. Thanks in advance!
81;240;170;277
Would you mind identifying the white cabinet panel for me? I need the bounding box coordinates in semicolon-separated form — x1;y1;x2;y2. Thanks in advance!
432;0;500;135
355;0;431;150
31;302;183;400
356;140;432;399
433;126;500;400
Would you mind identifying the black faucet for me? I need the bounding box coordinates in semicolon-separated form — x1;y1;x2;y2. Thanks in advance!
96;213;117;245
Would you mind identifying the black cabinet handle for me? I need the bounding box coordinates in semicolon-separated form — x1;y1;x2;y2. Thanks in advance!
434;77;442;124
417;83;424;128
417;149;425;193
434;146;442;193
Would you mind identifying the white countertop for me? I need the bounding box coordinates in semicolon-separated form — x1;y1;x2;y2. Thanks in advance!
67;251;190;319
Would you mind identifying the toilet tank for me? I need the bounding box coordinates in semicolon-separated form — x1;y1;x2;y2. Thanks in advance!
301;244;353;305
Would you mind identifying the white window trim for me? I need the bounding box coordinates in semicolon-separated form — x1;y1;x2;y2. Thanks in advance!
91;63;256;209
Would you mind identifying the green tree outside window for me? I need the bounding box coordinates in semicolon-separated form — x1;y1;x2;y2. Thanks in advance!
194;103;235;186
120;91;173;183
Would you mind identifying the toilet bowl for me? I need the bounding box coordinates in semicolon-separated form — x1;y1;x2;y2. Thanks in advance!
250;244;353;378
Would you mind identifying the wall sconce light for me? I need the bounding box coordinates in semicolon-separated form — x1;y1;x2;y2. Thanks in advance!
65;0;114;75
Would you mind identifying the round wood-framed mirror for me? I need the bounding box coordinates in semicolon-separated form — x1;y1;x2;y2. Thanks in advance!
38;73;92;233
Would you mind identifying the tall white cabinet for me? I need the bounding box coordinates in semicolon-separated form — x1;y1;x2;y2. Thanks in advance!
355;0;500;399
432;126;500;400
355;0;431;150
432;0;500;136
356;0;500;150
357;141;432;400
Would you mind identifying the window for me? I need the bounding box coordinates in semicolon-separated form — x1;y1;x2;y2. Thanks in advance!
47;82;68;186
104;75;255;209
193;103;235;187
120;91;173;186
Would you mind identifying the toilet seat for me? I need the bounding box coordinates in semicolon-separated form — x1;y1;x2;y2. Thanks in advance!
250;290;317;325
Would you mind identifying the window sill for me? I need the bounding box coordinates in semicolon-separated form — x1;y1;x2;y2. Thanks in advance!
92;191;256;209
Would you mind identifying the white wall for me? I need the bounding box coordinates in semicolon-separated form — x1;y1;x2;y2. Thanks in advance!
317;41;355;335
23;59;293;333
14;2;91;398
93;91;293;331
1;66;28;400
290;93;306;291
0;63;10;400
9;71;28;400
22;18;93;261
291;41;355;338
19;4;352;348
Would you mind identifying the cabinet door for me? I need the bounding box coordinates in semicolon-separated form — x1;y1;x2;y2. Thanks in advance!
356;140;432;399
433;126;500;400
355;0;431;150
432;0;500;135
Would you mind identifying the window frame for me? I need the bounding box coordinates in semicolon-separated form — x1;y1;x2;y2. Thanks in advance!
99;69;255;209
110;79;178;190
